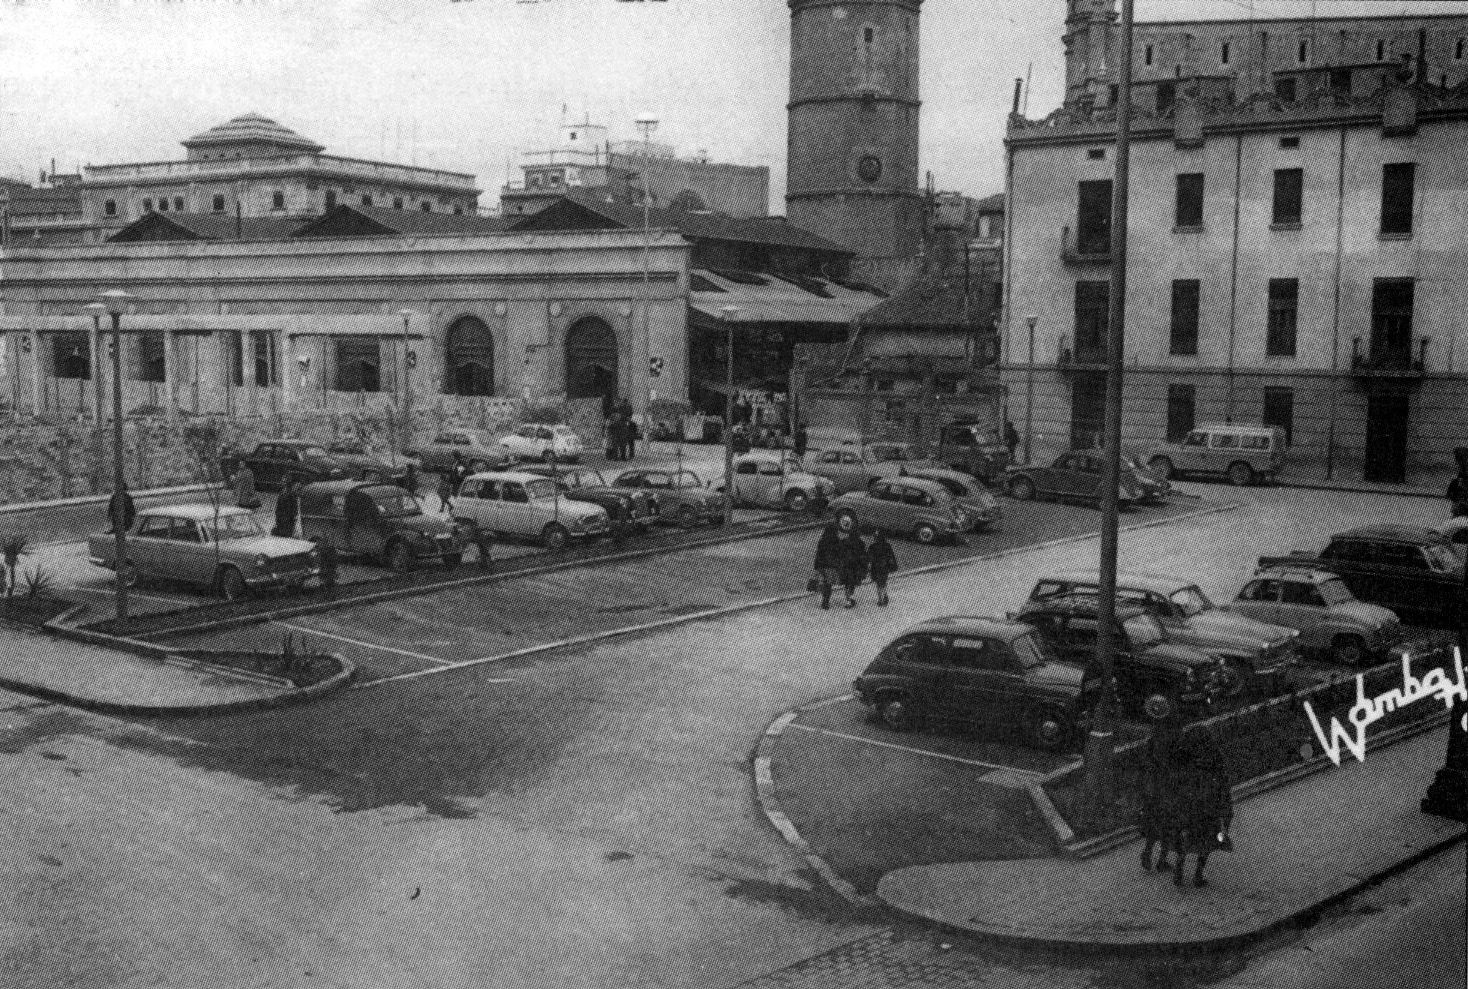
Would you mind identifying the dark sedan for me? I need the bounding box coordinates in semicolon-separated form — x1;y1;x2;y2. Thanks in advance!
1002;450;1143;508
521;465;659;528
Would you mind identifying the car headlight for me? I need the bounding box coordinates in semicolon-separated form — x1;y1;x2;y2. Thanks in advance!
255;554;269;568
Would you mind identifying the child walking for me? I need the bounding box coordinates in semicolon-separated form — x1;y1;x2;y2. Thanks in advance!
868;531;898;606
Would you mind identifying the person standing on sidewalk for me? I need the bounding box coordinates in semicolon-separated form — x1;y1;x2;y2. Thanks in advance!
108;483;136;535
273;476;300;538
1004;419;1021;464
867;530;897;606
234;462;260;510
792;421;809;467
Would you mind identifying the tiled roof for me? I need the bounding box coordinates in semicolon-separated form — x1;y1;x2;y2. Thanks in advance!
858;269;997;330
183;112;324;153
687;268;883;325
107;212;307;242
289;203;511;238
974;192;1005;213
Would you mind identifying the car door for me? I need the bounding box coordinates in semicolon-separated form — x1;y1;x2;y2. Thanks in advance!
1045;455;1083;497
890;633;952;715
170;517;215;587
1373;543;1430;618
1275;579;1327;649
499;481;535;536
1319;539;1376;603
755;460;786;506
1178;430;1210;474
1232;578;1283;628
864;481;900;531
733;459;759;505
129;514;172;579
945;635;1025;724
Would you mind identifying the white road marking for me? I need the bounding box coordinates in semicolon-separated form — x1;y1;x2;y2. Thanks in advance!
65;585;195;606
273;621;455;666
783;722;1045;776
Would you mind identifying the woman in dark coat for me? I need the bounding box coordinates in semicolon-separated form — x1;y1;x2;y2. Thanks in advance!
867;531;898;606
813;512;866;609
1166;738;1234;887
273;477;300;538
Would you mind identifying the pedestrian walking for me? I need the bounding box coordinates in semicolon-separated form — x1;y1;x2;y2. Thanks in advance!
401;462;419;497
474;526;494;570
234;462;260;510
1004;419;1021;463
436;472;455;514
867;530;898;606
616;398;635;458
792;420;809;467
1138;711;1184;873
108;483;137;535
1448;447;1468;517
449;452;469;495
813;512;867;609
273;476;300;538
1165;737;1234;888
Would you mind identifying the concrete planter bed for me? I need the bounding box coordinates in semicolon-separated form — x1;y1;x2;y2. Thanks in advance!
171;648;342;689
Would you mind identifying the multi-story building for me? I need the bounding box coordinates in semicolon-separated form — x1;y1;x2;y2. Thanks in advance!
498;120;769;219
0;172;90;246
1004;2;1468;483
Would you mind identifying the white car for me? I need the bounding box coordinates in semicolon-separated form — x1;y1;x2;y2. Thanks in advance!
498;423;583;463
717;453;834;511
451;470;608;549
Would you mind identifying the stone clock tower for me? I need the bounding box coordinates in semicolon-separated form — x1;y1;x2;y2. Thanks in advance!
785;0;923;275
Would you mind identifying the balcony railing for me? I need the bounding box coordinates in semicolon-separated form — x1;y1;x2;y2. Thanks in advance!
1350;335;1428;378
1060;224;1111;265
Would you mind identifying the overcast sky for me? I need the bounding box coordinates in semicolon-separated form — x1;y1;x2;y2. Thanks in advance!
2;0;1465;210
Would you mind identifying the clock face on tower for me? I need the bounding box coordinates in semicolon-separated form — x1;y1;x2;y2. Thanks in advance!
857;155;884;182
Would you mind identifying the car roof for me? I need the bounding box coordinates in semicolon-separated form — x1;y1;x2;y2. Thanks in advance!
298;479;395;496
1333;524;1447;544
1253;565;1341;583
270;439;321;448
1194;422;1280;434
464;470;550;484
871;476;949;496
901;615;1035;640
1020;593;1148;619
143;503;251;521
1036;569;1194;594
904;466;972;483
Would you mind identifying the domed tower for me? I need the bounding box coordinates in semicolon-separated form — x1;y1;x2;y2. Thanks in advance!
1063;0;1118;105
785;0;923;268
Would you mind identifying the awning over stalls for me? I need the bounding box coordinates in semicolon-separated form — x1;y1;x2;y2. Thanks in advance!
688;268;884;327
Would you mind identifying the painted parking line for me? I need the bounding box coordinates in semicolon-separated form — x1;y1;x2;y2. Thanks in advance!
65;585;196;607
784;722;1045;776
274;621;457;667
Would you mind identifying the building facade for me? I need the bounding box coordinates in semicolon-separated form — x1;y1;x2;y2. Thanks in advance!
1005;64;1468;482
786;0;924;286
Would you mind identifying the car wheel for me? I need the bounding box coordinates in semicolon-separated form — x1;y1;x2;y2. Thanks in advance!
1029;707;1070;751
385;540;414;571
443;553;463;568
541;523;569;550
216;566;247;602
876;694;917;732
1008;475;1036;500
1227;461;1255;486
676;504;699;527
784;489;809;512
1332;634;1368;666
912;523;938;545
1148;456;1174;480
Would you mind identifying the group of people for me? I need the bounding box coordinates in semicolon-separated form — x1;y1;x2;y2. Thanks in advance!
437;452;471;514
1137;720;1235;888
811;511;898;609
604;396;637;462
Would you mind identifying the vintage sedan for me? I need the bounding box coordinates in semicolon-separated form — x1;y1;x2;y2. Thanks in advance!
452;471;609;549
1226;566;1401;665
220;440;353;492
324;439;413;487
300;481;467;569
409;429;519;474
827;476;968;544
903;467;1002;531
612;468;725;527
1002;450;1144;507
498;423;583;464
88;504;319;600
806;443;944;495
716;453;835;512
520;465;659;529
1120;449;1172;502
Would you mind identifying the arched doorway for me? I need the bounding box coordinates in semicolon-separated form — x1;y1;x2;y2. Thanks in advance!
445;316;494;396
565;316;618;402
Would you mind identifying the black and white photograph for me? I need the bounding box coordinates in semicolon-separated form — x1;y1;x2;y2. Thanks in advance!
0;0;1465;985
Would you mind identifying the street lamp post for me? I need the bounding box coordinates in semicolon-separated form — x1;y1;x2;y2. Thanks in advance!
85;302;106;426
1024;314;1038;466
398;309;416;463
99;289;135;620
720;306;739;525
635;114;659;459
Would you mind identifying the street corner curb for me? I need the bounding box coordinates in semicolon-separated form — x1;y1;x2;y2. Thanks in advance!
753;694;878;908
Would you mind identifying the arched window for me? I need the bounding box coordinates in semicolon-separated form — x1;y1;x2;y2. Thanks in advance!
445;316;494;396
565;316;618;401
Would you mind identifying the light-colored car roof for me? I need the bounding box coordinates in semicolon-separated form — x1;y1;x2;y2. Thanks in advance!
142;503;251;521
1253;565;1344;584
464;470;554;484
1038;569;1197;594
903;615;1036;641
904;466;977;485
867;475;953;497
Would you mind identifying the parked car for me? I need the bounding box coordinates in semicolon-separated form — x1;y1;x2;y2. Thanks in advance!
611;468;725;527
453;470;609;549
1225;566;1401;666
220;440;352;492
299;480;467;569
827;476;968;544
1145;423;1286;487
1258;525;1465;627
1120;449;1172;502
716;453;835;512
409;429;519;474
806;443;944;494
1002;450;1144;507
520;465;659;529
498;423;583;464
323;439;413;487
852;615;1096;750
903;467;1002;531
933;420;1011;482
1026;570;1300;696
88;504;320;600
1013;593;1228;719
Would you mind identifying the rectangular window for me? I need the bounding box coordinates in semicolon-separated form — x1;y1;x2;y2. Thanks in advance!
1279;136;1300;149
1169;279;1201;355
1220;41;1231;65
104;199;117;217
325;190;337;209
1297;38;1310;65
1272;168;1303;225
211;194;226;213
173;196;184;212
1262;387;1294;445
227;332;244;387
1175;172;1204;228
421;201;432;212
334;337;381;393
1144;44;1154;66
1267;279;1299;357
1087;148;1106;161
157;198;168;212
1156;81;1176;116
1380;162;1415;236
1074;280;1109;363
1329;68;1352;95
252;331;278;387
1376;39;1387;62
393;197;404;209
1275;77;1297;102
1457;38;1466;61
1370;279;1415;364
53;333;90;380
361;194;373;207
1166;384;1196;442
271;191;285;210
138;332;165;383
1076;179;1112;254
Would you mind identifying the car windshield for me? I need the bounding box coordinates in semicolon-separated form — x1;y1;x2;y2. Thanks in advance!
669;472;702;489
1318;578;1354;605
575;470;606;487
1423;543;1458;572
526;479;559;500
1123;614;1165;649
371;489;424;517
330;443;366;455
1168;585;1213;617
1009;632;1049;670
203;513;267;540
870;446;911;462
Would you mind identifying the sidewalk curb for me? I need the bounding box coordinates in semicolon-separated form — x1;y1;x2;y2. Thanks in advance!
1272;479;1441;500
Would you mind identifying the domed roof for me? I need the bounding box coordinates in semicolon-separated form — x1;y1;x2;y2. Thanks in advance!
182;112;324;154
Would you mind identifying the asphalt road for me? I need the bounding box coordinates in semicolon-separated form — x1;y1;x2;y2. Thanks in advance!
1;484;1458;989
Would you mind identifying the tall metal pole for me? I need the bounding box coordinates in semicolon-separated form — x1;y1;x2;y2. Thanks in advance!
721;306;739;525
109;308;128;620
636;116;659;460
399;309;414;459
86;307;105;425
1024;314;1037;466
1086;0;1134;810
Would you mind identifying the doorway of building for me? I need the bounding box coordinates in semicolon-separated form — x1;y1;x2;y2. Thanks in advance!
565;317;618;403
1070;374;1105;451
1364;390;1409;483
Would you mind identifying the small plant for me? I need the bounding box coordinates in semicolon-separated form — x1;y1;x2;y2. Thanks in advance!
2;536;29;600
21;565;53;599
